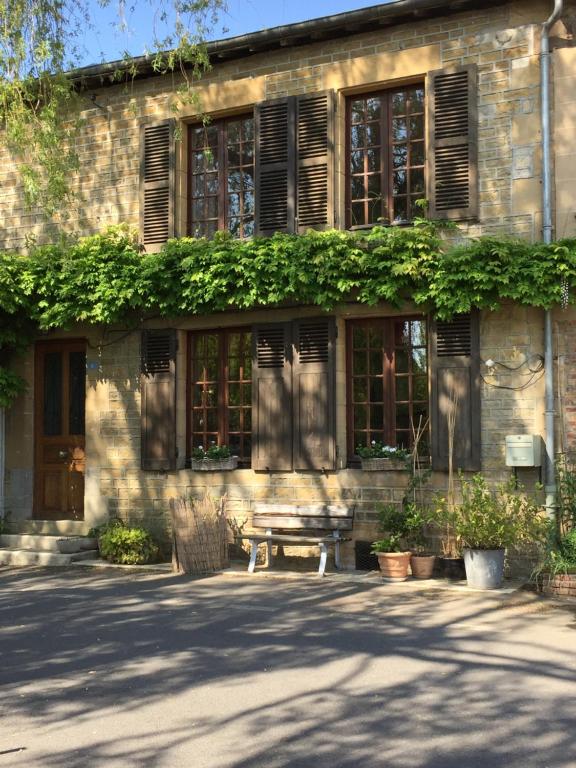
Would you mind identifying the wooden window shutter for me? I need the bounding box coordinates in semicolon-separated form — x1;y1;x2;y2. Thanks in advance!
430;311;481;471
293;317;337;470
141;329;177;471
139;120;175;253
255;98;296;236
426;66;478;220
296;91;335;233
251;323;293;470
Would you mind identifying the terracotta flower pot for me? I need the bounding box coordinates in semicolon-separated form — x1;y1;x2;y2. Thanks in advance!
376;551;412;582
410;553;436;580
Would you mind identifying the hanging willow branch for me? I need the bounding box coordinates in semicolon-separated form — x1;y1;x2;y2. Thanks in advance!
0;0;226;213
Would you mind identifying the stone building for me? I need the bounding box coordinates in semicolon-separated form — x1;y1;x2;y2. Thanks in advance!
1;0;576;571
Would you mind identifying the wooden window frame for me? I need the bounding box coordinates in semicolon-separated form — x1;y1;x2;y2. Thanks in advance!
345;84;426;229
346;316;429;462
187;327;252;466
187;115;254;238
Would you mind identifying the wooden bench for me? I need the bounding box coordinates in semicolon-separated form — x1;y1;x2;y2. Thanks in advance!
238;503;354;576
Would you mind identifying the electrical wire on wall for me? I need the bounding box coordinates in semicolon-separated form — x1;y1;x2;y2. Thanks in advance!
480;353;545;391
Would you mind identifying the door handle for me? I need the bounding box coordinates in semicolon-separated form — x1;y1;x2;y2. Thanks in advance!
58;450;68;459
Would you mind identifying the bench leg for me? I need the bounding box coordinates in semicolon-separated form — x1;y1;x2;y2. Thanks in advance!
266;538;273;569
318;543;328;577
334;539;341;570
248;540;258;574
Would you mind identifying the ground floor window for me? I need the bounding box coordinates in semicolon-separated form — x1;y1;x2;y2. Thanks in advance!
347;317;429;458
188;329;252;465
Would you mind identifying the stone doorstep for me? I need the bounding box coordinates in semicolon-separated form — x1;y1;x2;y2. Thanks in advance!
0;548;99;567
4;520;91;536
0;534;97;553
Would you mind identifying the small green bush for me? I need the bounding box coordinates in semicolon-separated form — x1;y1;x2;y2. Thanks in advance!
560;529;576;563
98;524;159;565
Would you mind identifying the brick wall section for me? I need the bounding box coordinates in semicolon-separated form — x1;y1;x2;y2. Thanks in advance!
0;0;556;250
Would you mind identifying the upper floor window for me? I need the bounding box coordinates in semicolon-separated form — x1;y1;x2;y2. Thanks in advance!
188;116;255;238
347;85;425;227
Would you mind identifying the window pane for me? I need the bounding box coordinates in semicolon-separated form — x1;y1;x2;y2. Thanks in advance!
351;150;364;174
411;141;425;167
351;201;365;226
392;118;407;142
409;114;424;138
393;197;408;223
354;406;367;430
392;91;407;116
351;176;365;200
396;403;410;429
353;378;367;403
369;377;383;403
353;326;368;348
393;144;408;169
366;97;382;121
353;350;367;375
369;350;382;375
366;148;380;172
370;405;384;430
393;170;407;196
43;352;62;436
413;376;428;401
411;168;425;195
395;376;409;401
351;100;364;123
411;88;425;112
69;350;86;436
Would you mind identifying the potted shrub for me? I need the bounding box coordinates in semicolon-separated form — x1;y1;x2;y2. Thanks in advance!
404;503;436;579
433;474;547;589
371;504;412;581
534;528;576;597
357;442;410;471
191;444;238;471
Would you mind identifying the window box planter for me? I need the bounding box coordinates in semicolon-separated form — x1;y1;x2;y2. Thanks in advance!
360;457;408;471
190;456;239;472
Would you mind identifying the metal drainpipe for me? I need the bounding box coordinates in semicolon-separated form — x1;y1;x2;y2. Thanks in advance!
542;0;563;519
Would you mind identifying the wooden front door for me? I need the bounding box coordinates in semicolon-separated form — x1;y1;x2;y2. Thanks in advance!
34;340;86;520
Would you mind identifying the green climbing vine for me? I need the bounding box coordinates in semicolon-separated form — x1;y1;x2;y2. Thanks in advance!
2;219;576;407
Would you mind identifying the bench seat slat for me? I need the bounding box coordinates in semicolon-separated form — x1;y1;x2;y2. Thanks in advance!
238;534;346;545
253;515;353;530
253;503;353;518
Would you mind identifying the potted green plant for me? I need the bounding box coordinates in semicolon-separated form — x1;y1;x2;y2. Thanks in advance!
404;503;437;579
191;444;238;471
357;442;410;471
433;474;547;589
371;504;412;581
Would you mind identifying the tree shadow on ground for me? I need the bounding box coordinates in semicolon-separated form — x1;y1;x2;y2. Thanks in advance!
0;566;574;768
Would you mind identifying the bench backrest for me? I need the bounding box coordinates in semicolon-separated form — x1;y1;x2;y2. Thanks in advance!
252;503;354;531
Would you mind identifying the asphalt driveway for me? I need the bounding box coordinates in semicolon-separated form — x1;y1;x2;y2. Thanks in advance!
0;567;575;768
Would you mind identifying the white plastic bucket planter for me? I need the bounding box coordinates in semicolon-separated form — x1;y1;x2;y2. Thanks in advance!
463;548;505;589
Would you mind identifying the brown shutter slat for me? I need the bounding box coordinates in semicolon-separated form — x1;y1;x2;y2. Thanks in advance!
427;66;477;220
251;323;293;470
255;98;296;235
293;317;337;470
139;120;175;252
296;91;335;233
430;311;481;471
141;329;177;471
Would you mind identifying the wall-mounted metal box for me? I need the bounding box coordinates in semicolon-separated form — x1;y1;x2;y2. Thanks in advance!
505;435;542;467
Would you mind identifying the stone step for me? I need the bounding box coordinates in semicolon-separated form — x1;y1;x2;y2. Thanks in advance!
0;548;99;567
0;534;98;553
5;520;91;536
